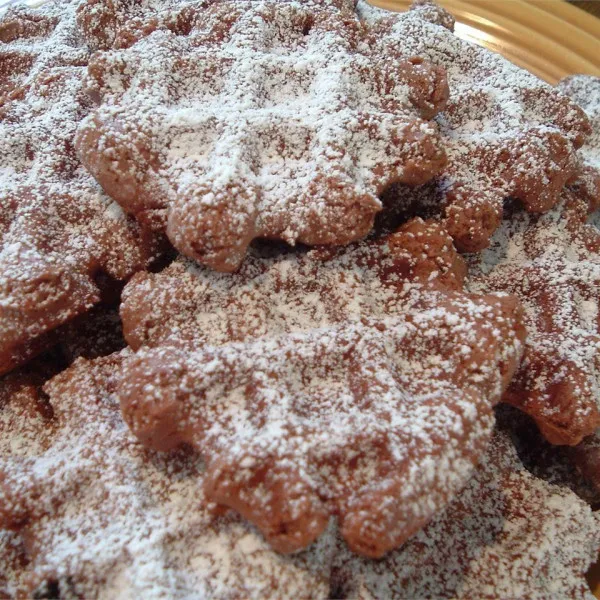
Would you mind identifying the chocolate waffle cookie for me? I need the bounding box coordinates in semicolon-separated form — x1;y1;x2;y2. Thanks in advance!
559;74;600;206
330;423;600;599
568;431;600;497
1;0;597;597
359;0;590;251
0;357;55;598
75;0;449;272
0;352;335;599
117;218;525;557
2;356;597;598
469;75;600;446
0;0;159;376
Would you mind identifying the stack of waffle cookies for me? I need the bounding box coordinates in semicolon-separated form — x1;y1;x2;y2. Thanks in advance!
1;0;600;597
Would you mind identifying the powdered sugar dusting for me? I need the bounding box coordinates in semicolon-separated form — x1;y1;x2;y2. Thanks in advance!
2;356;597;598
75;0;184;50
0;353;335;598
559;75;600;175
468;197;600;444
331;423;600;599
558;75;600;205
